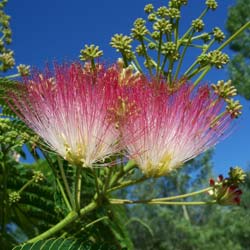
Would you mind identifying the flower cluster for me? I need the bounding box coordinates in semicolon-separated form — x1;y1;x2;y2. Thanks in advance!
8;63;236;176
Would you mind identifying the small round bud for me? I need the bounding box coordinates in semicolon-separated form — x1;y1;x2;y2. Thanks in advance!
9;191;21;204
148;13;156;22
228;167;246;185
148;42;156;50
144;4;154;14
79;44;103;61
226;99;243;118
110;34;133;54
17;64;30;76
131;18;148;40
136;45;144;56
157;6;169;17
144;59;155;69
169;0;188;8
168;8;180;19
32;171;45;183
162;42;179;60
206;0;218;10
153;19;172;33
197;50;229;69
151;31;160;40
213;27;225;43
211;80;237;100
0;50;15;71
201;32;211;43
192;19;205;32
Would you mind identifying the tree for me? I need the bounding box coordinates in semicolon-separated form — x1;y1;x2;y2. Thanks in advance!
226;0;250;99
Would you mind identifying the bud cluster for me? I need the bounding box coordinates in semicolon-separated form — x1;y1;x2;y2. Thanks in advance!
17;64;30;76
0;0;15;72
79;44;103;62
211;80;242;118
209;167;245;205
110;34;134;60
32;171;45;183
108;0;229;81
9;191;21;204
197;50;229;69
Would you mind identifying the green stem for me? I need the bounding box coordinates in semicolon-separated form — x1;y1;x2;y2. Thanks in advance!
93;169;101;196
110;199;216;206
193;65;211;87
103;167;113;194
26;200;98;243
174;31;194;80
108;175;148;193
80;216;109;231
180;8;208;41
75;166;82;213
58;158;75;210
140;38;153;78
131;59;143;73
217;21;250;51
109;160;136;188
5;73;20;79
56;179;72;211
18;179;34;193
156;32;163;78
152;187;212;201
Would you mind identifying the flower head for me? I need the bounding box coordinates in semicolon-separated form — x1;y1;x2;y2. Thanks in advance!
8;63;121;167
121;82;233;177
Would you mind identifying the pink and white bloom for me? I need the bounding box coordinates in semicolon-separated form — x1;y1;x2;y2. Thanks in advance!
121;83;233;177
9;63;120;167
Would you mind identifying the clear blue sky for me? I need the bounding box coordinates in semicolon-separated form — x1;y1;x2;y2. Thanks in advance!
6;0;250;175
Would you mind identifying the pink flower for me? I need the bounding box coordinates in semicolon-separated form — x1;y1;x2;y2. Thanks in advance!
121;82;232;177
9;64;120;167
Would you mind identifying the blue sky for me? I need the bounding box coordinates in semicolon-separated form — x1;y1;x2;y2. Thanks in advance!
6;0;250;175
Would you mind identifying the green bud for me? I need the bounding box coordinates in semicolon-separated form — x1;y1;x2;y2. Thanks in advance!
148;42;156;50
168;8;180;19
228;167;246;185
33;171;45;183
0;50;15;71
144;59;155;69
192;19;205;32
226;99;242;118
110;34;133;54
9;191;21;204
206;0;218;10
169;0;188;8
197;50;229;69
148;13;156;22
17;64;30;76
136;44;144;56
201;32;211;43
131;18;148;40
144;4;154;13
157;6;169;17
151;31;160;40
153;19;172;33
79;44;103;61
211;80;237;100
162;42;177;55
213;27;225;43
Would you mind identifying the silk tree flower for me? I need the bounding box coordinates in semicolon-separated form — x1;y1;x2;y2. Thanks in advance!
120;82;233;177
8;63;121;167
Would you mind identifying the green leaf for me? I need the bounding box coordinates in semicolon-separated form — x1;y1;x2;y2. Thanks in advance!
12;237;117;250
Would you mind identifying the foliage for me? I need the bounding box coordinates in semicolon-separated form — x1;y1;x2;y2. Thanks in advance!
226;0;250;99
